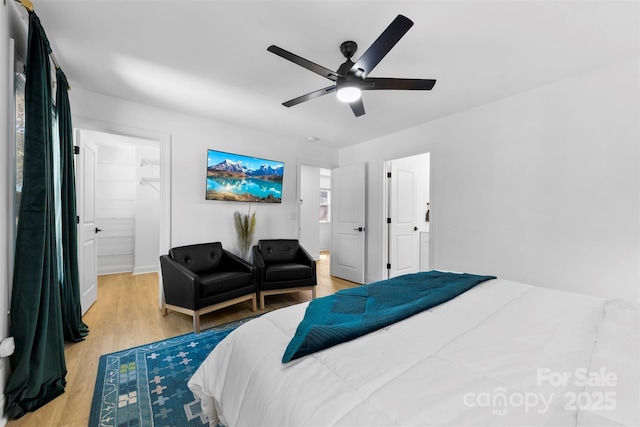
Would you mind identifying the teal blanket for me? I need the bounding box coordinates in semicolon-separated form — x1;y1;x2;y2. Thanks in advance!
282;270;496;363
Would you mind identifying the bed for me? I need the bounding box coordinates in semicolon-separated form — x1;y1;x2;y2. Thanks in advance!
188;274;639;427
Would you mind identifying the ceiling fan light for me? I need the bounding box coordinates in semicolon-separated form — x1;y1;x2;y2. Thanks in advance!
336;86;362;103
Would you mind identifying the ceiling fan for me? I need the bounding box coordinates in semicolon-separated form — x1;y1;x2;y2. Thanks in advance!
267;14;436;117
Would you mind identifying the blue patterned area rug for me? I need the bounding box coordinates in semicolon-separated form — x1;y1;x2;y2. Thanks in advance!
89;317;256;427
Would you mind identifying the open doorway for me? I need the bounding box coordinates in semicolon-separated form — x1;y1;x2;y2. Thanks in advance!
81;130;160;275
385;152;430;279
298;165;332;260
299;162;366;285
74;120;171;313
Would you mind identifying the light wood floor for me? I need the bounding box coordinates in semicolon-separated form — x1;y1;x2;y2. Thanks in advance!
7;251;356;427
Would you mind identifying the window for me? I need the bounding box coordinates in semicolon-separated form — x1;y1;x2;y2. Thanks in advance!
14;59;59;234
15;71;25;230
319;188;330;222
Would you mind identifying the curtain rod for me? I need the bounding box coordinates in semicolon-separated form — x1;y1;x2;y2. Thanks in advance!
14;0;63;72
16;0;33;12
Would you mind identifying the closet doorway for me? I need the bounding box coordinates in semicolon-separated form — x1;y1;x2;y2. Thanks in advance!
89;131;160;275
75;122;171;314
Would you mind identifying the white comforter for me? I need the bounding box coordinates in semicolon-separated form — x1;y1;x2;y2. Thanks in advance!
188;278;639;426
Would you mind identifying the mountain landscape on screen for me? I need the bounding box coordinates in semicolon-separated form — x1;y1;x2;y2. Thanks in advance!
206;150;284;203
209;160;283;179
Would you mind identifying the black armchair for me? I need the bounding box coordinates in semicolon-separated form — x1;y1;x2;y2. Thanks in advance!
160;242;256;333
253;239;317;310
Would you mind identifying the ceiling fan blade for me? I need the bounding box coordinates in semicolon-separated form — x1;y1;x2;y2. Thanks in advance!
268;45;339;82
349;98;365;117
362;78;436;90
282;85;336;107
350;15;413;78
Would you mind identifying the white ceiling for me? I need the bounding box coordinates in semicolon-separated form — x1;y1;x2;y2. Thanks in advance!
21;1;640;149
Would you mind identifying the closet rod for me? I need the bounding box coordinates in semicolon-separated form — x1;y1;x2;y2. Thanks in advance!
14;0;64;73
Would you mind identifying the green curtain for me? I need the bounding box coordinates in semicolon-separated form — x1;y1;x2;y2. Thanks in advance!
5;12;67;419
56;68;90;342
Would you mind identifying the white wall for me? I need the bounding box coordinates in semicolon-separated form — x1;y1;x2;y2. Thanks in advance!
69;89;339;256
1;3;11;424
340;58;639;301
319;222;331;252
135;146;160;274
299;165;320;259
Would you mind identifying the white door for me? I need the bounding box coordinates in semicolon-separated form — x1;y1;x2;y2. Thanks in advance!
76;130;98;314
331;163;366;283
388;162;419;278
299;165;320;259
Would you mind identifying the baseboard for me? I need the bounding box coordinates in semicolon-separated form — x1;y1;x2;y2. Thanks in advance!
0;358;7;425
97;265;134;275
97;269;132;276
0;395;6;427
133;266;159;275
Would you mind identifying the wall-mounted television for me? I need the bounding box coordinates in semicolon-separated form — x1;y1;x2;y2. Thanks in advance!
206;149;284;203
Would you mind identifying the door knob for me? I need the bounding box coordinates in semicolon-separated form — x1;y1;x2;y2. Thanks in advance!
353;227;365;232
414;226;418;231
95;227;103;234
